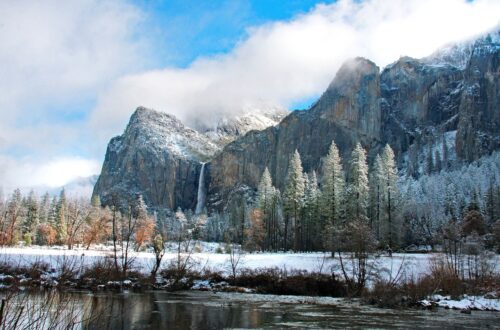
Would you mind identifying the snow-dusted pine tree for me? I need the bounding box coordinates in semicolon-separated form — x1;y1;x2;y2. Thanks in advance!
283;150;305;251
346;143;369;223
38;192;51;224
56;189;68;244
257;167;283;251
321;141;345;228
22;190;39;245
381;144;400;250
257;167;275;212
369;154;384;239
303;171;321;251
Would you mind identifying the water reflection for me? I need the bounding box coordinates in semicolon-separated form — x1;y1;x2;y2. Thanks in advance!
5;290;499;329
83;291;281;329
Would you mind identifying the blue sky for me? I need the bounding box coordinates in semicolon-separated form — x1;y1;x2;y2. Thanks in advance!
137;0;326;68
0;0;498;194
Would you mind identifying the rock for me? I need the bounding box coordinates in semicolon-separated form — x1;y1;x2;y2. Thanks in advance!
456;33;499;162
93;106;286;211
208;58;383;210
93;31;500;213
207;32;499;211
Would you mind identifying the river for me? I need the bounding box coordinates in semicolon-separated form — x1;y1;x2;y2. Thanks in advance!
6;290;497;329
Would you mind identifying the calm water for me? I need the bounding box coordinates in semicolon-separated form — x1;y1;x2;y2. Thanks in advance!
5;290;500;329
80;291;499;329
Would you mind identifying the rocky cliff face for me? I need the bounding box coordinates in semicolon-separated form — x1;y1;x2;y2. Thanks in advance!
456;36;499;162
207;57;383;207
94;31;499;213
93;106;286;210
207;32;499;211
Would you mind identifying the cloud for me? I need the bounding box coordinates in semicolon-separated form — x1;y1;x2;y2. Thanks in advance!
2;0;499;191
0;0;147;153
0;155;100;193
0;0;147;190
90;0;500;137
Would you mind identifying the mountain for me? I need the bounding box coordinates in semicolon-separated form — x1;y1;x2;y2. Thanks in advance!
93;30;499;213
93;106;286;210
207;31;498;211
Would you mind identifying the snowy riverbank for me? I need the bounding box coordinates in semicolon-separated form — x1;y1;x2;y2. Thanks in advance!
0;244;498;311
0;244;433;279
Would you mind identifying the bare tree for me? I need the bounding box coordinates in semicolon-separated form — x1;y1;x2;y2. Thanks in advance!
66;199;91;250
335;219;377;296
227;243;245;283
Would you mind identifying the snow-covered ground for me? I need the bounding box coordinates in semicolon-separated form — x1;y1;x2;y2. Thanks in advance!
0;244;433;280
421;295;500;311
1;244;499;311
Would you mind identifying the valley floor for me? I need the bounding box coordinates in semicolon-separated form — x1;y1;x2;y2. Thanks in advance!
0;243;432;279
0;243;498;311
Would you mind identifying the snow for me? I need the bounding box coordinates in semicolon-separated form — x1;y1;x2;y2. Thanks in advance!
1;245;499;311
421;295;500;311
0;245;434;280
216;292;345;306
423;30;498;69
127;106;287;162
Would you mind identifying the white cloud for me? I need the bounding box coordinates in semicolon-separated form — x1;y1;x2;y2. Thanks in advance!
0;156;100;193
0;0;147;153
90;0;500;138
0;0;147;190
2;0;499;191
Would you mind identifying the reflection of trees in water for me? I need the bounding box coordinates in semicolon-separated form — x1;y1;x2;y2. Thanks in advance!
3;291;500;329
83;293;153;329
85;291;267;329
0;290;100;329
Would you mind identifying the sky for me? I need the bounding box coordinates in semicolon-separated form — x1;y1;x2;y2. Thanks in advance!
0;0;499;196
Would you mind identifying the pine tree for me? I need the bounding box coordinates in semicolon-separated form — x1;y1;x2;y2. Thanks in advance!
346;143;369;223
283;150;305;251
257;167;279;251
22;190;39;245
257;167;275;212
484;178;499;228
304;171;321;251
321;141;345;228
444;182;458;221
39;192;51;224
369;154;384;239
56;189;68;244
381;144;399;250
268;188;283;251
48;196;58;227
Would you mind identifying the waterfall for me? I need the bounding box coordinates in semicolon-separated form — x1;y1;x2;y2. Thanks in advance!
195;163;206;214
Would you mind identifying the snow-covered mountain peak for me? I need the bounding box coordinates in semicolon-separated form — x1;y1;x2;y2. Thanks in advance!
118;106;288;162
203;107;288;145
423;29;499;69
123;107;221;161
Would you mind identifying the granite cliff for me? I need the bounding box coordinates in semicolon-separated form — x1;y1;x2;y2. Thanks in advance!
93;31;499;212
93;107;286;210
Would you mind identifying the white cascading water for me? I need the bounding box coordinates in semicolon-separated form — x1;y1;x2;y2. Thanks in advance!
195;163;206;214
